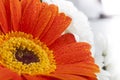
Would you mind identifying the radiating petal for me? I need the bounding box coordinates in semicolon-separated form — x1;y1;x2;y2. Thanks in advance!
54;42;92;64
21;0;32;13
0;26;4;34
20;0;42;34
57;62;100;73
0;68;22;80
86;77;98;80
49;74;88;80
39;4;58;39
55;64;97;78
54;62;99;78
2;0;11;31
0;0;9;33
0;65;3;69
10;0;21;31
23;74;58;80
49;33;76;51
22;75;41;80
32;3;52;38
41;13;71;46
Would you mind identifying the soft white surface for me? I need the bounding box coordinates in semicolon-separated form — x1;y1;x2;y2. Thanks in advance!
90;16;120;80
67;0;103;19
97;69;110;80
102;0;120;15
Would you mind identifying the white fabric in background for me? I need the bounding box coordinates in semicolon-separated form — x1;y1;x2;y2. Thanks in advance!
67;0;103;19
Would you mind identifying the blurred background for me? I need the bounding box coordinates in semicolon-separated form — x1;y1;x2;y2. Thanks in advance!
68;0;120;80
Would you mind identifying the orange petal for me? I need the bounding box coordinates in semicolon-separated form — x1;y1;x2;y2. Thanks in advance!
21;0;33;14
20;0;42;34
86;77;98;80
55;64;97;78
78;62;100;72
49;74;88;80
2;0;12;31
41;13;72;46
84;56;95;63
54;42;92;64
32;3;52;38
55;62;99;77
0;0;9;33
23;74;57;80
10;0;21;31
39;4;58;39
49;33;76;51
22;75;41;80
0;67;22;80
0;26;4;34
36;75;61;80
0;65;3;69
57;62;99;73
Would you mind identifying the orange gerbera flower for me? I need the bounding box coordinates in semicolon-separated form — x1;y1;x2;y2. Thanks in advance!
0;0;99;80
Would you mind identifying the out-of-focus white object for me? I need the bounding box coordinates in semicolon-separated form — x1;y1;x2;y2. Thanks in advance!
68;0;103;19
102;0;120;15
97;69;110;80
92;32;111;80
90;16;120;80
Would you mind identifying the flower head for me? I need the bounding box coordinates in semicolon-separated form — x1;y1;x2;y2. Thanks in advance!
0;0;99;80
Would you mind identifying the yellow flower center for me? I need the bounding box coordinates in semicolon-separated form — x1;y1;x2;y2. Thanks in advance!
0;32;56;75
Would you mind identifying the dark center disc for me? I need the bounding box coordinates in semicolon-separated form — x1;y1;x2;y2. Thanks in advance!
15;48;40;64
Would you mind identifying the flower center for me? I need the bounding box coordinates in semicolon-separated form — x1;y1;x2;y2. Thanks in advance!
15;48;40;64
0;32;56;75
